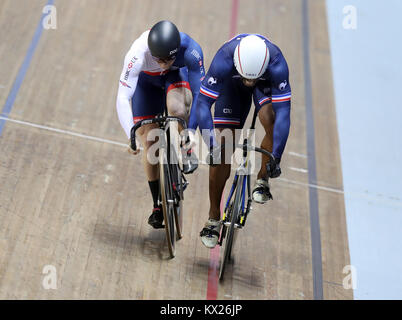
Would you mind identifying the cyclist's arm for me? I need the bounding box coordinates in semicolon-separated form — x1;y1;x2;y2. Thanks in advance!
196;50;232;148
270;57;291;160
183;40;206;131
116;54;143;138
196;92;217;148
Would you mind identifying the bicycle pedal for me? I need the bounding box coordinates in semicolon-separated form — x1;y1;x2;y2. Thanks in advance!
175;181;188;193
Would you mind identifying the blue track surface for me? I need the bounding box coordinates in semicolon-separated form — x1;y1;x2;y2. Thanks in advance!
327;0;402;299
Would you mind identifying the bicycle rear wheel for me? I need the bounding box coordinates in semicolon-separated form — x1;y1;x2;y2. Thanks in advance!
219;174;244;280
160;147;176;258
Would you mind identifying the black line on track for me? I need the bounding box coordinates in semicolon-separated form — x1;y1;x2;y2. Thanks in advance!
302;0;324;300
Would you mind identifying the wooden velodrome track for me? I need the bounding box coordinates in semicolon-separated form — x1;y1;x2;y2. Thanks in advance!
0;0;353;299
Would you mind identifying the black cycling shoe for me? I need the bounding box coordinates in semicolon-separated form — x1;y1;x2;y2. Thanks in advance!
148;206;164;229
182;149;198;174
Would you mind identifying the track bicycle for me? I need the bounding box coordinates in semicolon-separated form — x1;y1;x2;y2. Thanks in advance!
130;109;188;258
218;109;275;280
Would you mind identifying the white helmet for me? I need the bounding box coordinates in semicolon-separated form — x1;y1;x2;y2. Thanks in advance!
233;35;269;79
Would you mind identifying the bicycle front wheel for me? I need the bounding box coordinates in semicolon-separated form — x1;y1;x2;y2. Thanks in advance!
169;147;183;241
160;147;176;258
219;174;244;280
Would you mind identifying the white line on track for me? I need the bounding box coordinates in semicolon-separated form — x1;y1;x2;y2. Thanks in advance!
0;115;143;149
278;177;402;207
3;114;400;206
0;115;338;195
288;166;308;173
278;177;343;194
288;151;307;158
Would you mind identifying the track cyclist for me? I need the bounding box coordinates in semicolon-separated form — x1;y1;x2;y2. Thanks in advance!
116;20;205;229
196;34;292;248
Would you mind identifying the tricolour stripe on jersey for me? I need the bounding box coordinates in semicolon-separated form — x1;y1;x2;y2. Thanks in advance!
272;92;291;103
213;117;241;125
258;97;272;105
200;85;219;99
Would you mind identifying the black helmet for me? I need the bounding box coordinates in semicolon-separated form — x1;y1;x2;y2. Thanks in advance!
148;20;181;60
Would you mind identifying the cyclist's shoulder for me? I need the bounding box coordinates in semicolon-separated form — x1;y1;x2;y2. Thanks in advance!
266;52;289;82
180;32;203;61
180;32;195;45
207;42;236;76
125;30;149;60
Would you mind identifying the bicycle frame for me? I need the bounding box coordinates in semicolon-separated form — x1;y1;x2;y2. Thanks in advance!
218;107;275;244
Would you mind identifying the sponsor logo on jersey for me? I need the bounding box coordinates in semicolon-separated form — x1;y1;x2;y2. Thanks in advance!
191;49;201;60
208;77;217;86
119;80;131;88
199;60;204;75
279;80;288;91
263;87;271;95
124;57;138;80
127;57;138;71
223;108;232;114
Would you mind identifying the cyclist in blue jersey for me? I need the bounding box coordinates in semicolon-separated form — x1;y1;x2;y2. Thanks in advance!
195;34;292;248
116;21;205;229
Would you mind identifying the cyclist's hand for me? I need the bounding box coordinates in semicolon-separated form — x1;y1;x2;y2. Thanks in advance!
128;139;140;155
207;145;222;167
181;130;197;152
267;157;281;178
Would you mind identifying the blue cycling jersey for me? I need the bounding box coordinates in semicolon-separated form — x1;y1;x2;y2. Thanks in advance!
194;33;291;160
172;33;206;129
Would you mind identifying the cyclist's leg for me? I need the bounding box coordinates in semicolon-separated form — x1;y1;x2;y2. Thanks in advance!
253;84;275;180
132;73;166;227
165;68;192;130
251;84;275;203
208;128;235;220
201;78;252;248
201;127;233;248
208;77;252;221
165;68;197;174
133;73;166;180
